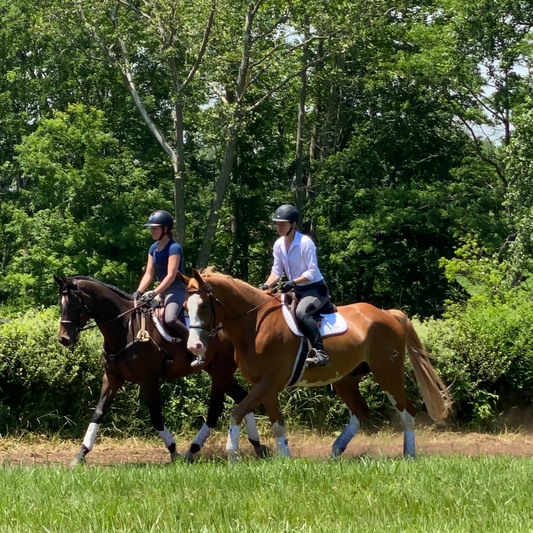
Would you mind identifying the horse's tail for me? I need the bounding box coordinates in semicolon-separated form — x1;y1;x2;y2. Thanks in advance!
388;309;453;422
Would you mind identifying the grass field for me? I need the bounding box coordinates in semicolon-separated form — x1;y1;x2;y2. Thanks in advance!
1;453;533;532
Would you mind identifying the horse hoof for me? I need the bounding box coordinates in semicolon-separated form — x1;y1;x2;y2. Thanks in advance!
170;450;180;462
184;450;196;464
254;445;270;459
70;456;85;468
227;452;240;465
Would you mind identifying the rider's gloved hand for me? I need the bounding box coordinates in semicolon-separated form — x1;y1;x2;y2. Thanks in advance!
132;290;142;301
281;280;296;293
139;290;157;304
259;283;269;291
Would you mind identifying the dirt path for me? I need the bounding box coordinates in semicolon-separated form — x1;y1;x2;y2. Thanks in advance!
2;426;533;466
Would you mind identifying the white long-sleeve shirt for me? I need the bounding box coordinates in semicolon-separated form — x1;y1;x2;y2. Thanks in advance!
271;231;324;285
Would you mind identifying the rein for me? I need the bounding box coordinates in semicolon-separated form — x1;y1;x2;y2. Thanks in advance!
188;287;280;337
60;279;157;360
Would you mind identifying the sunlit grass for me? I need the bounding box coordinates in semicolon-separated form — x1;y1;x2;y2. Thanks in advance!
1;455;532;532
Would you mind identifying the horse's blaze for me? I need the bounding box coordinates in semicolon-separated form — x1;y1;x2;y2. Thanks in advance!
186;293;208;355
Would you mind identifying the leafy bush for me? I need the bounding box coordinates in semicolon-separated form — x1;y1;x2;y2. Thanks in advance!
417;294;533;424
0;308;232;437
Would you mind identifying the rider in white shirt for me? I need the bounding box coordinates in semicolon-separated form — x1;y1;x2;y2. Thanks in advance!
260;205;330;368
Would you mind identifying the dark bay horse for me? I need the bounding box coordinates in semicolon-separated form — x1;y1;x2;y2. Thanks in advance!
182;268;452;460
55;275;266;465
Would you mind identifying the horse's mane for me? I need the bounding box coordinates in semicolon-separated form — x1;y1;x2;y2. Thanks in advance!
200;267;267;296
72;276;133;301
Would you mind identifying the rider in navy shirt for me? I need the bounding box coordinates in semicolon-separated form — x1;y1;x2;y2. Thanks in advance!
133;210;187;339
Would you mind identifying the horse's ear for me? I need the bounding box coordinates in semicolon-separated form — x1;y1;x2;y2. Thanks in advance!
176;271;190;285
192;268;208;289
54;275;63;287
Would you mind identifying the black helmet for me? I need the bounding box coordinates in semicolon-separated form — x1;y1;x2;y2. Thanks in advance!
272;204;299;223
144;210;174;228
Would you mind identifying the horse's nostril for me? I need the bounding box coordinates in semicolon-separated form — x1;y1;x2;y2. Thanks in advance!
59;336;72;346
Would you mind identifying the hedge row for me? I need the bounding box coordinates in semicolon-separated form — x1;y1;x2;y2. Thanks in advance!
1;300;532;438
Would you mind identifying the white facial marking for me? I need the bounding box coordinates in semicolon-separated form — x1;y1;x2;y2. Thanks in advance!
61;295;67;308
186;293;207;353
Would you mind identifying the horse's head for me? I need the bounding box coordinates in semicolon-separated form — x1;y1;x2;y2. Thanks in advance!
182;269;224;356
54;275;91;346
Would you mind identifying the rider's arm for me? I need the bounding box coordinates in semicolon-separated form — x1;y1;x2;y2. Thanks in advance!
263;240;284;288
136;253;156;293
154;252;180;295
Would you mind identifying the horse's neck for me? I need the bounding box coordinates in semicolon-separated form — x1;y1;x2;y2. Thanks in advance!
212;277;270;320
82;282;131;323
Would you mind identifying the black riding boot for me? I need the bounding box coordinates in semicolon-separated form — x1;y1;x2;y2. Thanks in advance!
298;315;330;368
166;318;189;343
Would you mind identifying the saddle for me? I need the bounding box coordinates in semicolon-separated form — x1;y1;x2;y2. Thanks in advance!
137;295;189;344
281;293;347;338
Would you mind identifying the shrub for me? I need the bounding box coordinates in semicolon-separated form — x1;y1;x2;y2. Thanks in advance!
417;295;533;425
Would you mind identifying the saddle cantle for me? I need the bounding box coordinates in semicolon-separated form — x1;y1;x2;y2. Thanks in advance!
280;293;348;338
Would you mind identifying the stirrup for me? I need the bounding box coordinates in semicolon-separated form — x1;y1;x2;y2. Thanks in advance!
306;348;330;369
190;355;205;368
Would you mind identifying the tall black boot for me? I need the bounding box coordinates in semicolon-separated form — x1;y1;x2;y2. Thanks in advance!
298;315;330;368
166;318;189;343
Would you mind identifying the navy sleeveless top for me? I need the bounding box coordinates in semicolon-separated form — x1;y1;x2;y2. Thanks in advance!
149;240;185;290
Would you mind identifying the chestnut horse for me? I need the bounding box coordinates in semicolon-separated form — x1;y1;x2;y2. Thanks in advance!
55;275;265;465
182;268;452;460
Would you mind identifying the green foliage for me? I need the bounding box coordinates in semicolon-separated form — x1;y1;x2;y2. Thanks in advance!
0;307;234;437
2;457;533;532
417;293;533;424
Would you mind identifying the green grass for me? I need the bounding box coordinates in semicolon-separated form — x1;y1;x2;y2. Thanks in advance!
1;456;532;532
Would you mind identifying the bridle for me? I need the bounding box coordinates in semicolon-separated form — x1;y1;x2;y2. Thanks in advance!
187;285;280;337
60;280;93;336
187;288;225;337
60;280;139;335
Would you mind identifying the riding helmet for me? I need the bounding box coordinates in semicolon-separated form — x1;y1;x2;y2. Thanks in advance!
272;204;299;223
144;210;174;228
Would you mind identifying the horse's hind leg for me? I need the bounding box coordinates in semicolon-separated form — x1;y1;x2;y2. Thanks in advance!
71;370;124;467
141;374;179;462
332;371;372;458
369;348;417;458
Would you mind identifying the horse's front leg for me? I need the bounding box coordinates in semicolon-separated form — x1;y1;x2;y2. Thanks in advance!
226;376;274;462
184;376;267;463
140;374;179;462
71;371;124;467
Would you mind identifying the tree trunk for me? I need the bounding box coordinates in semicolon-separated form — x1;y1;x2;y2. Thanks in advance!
173;100;186;245
294;13;309;216
196;3;255;268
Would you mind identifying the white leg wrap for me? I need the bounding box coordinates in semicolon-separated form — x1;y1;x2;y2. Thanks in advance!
192;423;211;449
244;412;260;442
226;424;241;456
332;413;360;457
399;409;416;457
82;422;100;451
157;426;176;449
404;431;415;457
272;422;291;457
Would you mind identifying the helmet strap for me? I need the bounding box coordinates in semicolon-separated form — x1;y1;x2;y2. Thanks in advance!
285;223;296;237
157;227;166;241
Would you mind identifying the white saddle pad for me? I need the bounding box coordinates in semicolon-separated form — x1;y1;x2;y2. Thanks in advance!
281;294;348;338
151;315;190;343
